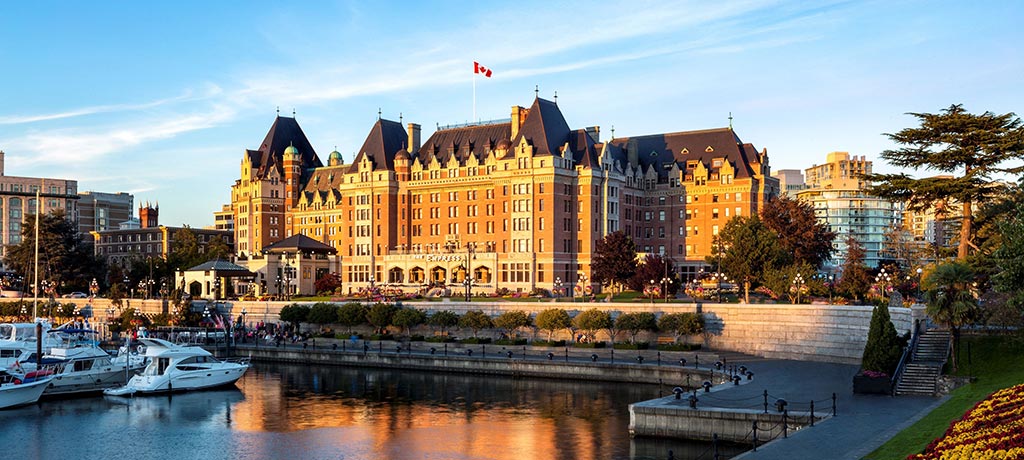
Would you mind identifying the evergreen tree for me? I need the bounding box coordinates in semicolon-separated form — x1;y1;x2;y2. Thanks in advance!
861;304;903;375
925;262;980;372
837;234;872;302
993;198;1024;312
592;231;638;293
3;210;104;292
864;104;1024;260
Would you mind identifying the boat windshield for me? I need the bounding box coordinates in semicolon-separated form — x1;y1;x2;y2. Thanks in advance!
144;357;171;376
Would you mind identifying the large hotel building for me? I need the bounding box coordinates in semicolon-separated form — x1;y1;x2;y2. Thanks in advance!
230;98;779;296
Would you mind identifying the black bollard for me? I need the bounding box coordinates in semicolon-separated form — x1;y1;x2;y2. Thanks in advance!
667;449;675;460
611;348;615;364
332;343;337;351
673;387;684;400
444;343;448;356
687;393;698;409
482;345;486;358
396;346;402;354
702;381;712;392
694;354;699;368
783;410;789;438
679;358;686;367
379;342;382;354
752;421;758;451
637;355;644;364
467;349;473;357
712;433;719;460
506;350;513;358
833;392;837;416
547;352;554;361
564;348;568;363
763;390;769;414
591;354;598;362
810;400;815;426
522;346;526;359
657;351;661;366
430;347;436;355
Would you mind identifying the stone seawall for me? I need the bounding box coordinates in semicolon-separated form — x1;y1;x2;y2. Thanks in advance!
66;298;920;364
238;345;720;385
629;397;823;442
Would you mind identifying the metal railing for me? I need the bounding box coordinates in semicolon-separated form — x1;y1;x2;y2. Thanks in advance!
891;320;922;395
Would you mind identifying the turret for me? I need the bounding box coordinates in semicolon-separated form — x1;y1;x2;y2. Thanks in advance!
283;143;301;208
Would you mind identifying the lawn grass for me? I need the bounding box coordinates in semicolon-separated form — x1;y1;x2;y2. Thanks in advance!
865;333;1024;460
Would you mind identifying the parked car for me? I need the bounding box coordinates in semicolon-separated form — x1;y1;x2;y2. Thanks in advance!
61;292;88;298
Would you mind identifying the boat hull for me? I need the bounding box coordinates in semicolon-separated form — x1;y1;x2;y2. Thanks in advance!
0;377;52;409
126;364;248;394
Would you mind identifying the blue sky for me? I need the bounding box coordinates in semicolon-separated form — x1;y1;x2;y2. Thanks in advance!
1;1;1021;226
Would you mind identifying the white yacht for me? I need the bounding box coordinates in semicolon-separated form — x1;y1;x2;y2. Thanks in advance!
0;366;53;409
0;320;59;369
104;338;249;395
38;331;148;397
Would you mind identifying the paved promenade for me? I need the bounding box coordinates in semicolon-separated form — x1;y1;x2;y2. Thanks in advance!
697;353;945;460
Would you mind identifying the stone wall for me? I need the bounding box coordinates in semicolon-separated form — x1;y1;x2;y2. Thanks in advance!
629;397;821;442
63;298;915;364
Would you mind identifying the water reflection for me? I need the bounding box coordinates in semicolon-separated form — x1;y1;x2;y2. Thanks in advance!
0;363;746;460
234;363;747;460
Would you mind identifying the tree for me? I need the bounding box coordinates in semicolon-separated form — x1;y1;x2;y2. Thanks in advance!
616;312;658;344
366;303;398;334
206;236;231;261
924;262;980;372
278;303;310;331
427;310;460;336
836;234;872;302
167;227;204;271
864;104;1024;260
658;312;705;344
714;216;784;303
535;308;571;341
628;254;677;295
458;310;493;338
592;231;638;293
992;195;1024;312
860;304;903;375
493;311;532;339
761;195;836;269
316;273;344;296
336;302;368;333
3;210;104;292
391;308;426;337
761;263;816;303
307;302;339;329
573;309;612;343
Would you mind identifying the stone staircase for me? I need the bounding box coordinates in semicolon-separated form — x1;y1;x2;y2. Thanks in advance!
895;329;951;396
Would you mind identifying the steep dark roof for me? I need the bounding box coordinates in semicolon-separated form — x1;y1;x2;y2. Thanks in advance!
570;128;600;168
512;98;571;156
417;122;512;165
186;259;253;274
251;116;323;179
261;234;338;254
608;128;758;179
348;119;407;173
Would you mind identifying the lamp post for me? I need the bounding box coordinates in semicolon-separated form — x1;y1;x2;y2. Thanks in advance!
241;307;248;343
90;278;99;299
213;277;221;301
577;274;588;303
648;279;656;305
916;267;923;301
661;277;672;303
828;274;835;305
463;276;474;302
791;273;805;304
20;304;27;321
554;277;562;299
875;268;891;304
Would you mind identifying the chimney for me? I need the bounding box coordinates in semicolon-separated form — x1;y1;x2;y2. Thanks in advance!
510;105;525;139
586;126;600;143
0;150;4;176
627;138;639;168
407;123;421;153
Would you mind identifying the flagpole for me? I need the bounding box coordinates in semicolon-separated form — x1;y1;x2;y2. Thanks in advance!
472;72;476;122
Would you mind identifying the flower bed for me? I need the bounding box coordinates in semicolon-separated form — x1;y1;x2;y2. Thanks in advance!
909;383;1024;459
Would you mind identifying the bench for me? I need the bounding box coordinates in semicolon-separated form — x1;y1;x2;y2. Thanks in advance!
656;337;676;345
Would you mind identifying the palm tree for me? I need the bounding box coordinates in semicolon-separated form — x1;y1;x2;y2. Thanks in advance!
923;262;978;372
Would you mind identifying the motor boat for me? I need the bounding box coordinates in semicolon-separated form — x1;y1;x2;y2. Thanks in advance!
0;366;53;409
103;338;249;395
0;320;59;369
35;329;148;397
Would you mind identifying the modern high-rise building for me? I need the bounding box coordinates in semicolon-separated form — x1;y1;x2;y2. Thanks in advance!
230;98;778;296
797;152;903;270
78;191;134;236
0;151;79;268
772;169;806;196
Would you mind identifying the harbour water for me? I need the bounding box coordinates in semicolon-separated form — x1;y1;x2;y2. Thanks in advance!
0;362;747;460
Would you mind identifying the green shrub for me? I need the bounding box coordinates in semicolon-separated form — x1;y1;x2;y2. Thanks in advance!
368;333;395;341
425;336;455;343
861;304;903;375
494;338;528;346
613;342;650;350
657;343;702;352
409;335;425;342
572;342;607;349
531;339;566;347
459;337;492;344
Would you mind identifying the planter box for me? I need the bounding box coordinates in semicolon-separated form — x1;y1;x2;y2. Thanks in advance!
853;373;892;395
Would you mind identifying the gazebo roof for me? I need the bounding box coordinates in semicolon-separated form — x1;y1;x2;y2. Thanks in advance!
261;234;337;255
185;259;254;277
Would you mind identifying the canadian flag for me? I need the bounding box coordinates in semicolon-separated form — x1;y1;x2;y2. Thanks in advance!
474;61;492;78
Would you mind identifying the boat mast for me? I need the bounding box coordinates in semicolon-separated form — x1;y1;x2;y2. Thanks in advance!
32;186;40;319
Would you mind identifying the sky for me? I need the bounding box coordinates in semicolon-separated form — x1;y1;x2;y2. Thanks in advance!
1;1;1022;227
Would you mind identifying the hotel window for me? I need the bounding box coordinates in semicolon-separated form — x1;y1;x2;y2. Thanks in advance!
712;208;719;219
712;225;719;235
659;211;665;221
